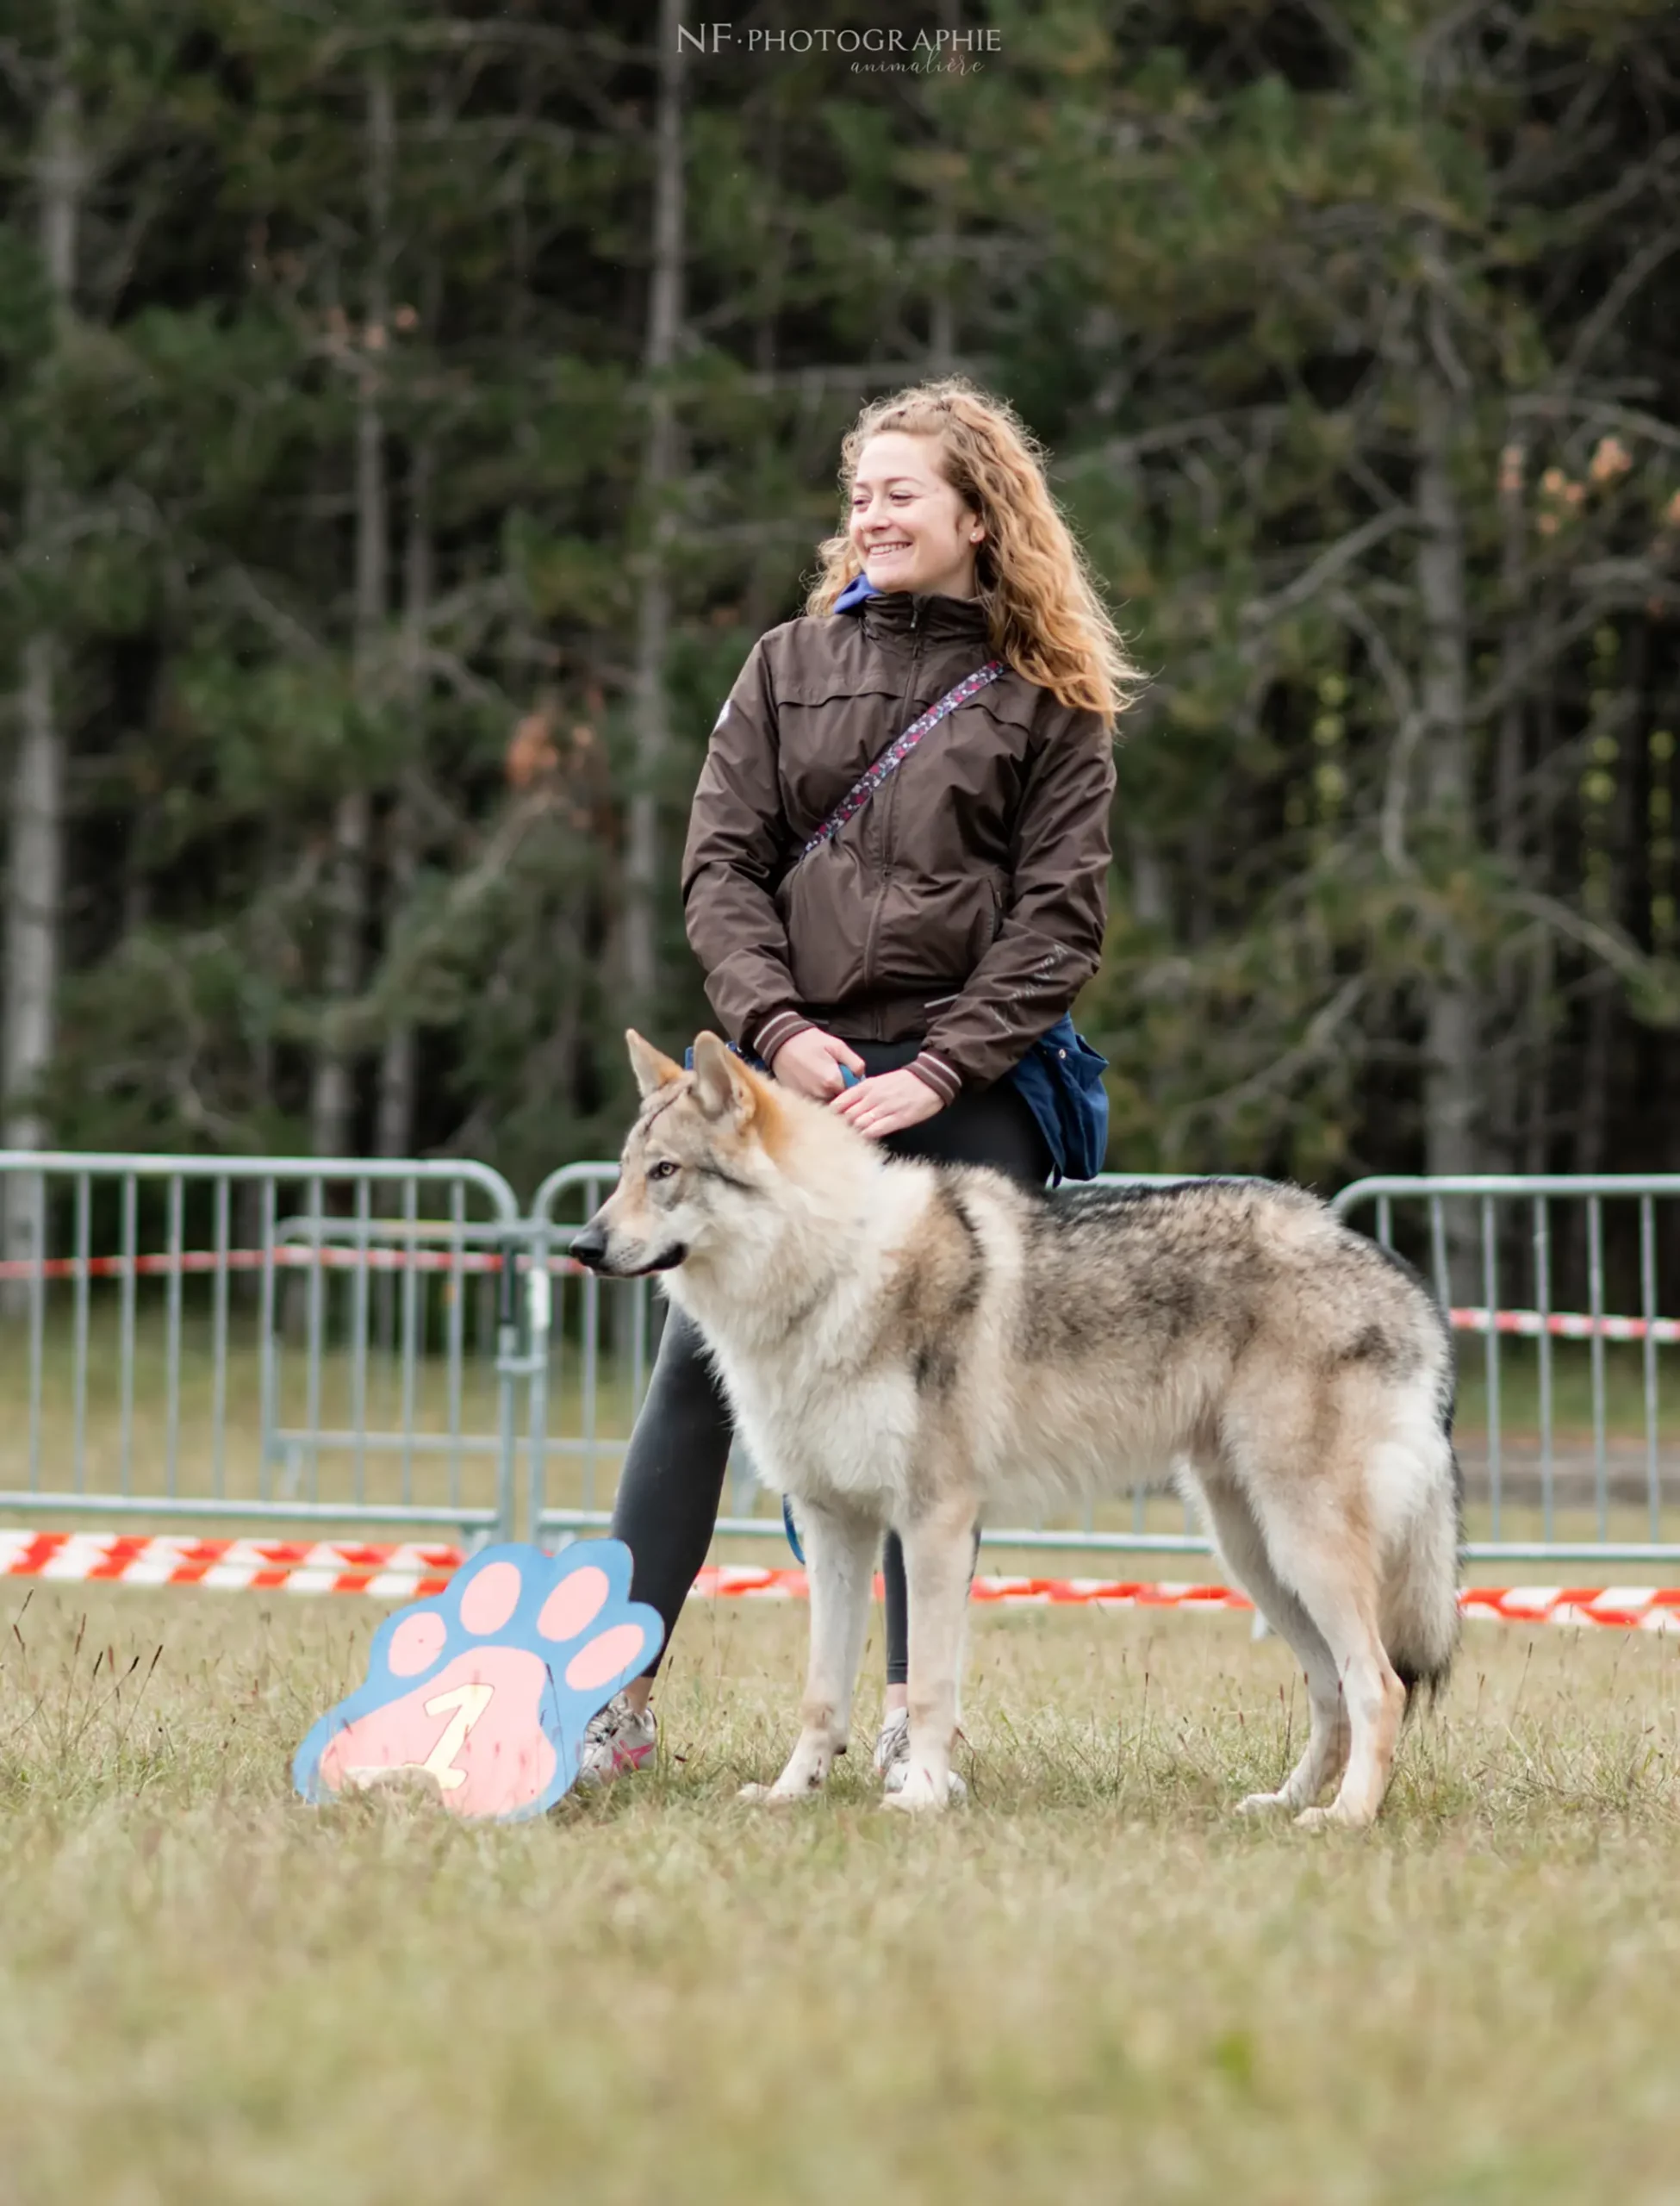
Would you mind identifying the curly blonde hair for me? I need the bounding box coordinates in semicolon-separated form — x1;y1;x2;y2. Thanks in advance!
803;377;1139;727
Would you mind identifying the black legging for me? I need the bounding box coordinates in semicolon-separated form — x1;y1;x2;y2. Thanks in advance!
609;1038;1052;1683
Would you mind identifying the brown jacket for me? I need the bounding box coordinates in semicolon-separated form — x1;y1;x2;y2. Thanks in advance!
681;587;1115;1100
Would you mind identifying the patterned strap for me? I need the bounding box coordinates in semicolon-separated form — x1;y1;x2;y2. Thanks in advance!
799;660;1005;861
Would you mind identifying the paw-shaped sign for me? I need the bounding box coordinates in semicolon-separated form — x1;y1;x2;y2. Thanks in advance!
293;1541;663;1822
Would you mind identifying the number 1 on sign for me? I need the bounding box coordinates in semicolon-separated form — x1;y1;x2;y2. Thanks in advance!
419;1683;495;1791
341;1679;495;1794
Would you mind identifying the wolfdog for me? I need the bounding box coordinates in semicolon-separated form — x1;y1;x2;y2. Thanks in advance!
569;1032;1460;1827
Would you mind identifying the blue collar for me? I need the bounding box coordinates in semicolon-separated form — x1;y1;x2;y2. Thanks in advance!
833;572;880;614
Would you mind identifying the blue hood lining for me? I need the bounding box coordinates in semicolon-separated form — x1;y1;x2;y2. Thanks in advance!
833;572;880;614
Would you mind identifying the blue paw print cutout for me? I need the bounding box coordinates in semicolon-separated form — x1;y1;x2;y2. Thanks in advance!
293;1541;663;1822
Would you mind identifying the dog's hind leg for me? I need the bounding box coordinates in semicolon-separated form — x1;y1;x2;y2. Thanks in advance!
740;1497;878;1804
888;1494;978;1815
1199;1476;1349;1815
1255;1500;1406;1832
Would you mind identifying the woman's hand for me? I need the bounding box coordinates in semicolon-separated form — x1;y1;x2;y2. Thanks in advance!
830;1067;944;1140
768;1026;867;1101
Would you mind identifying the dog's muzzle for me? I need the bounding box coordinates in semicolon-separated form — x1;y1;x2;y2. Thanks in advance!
569;1224;610;1271
569;1223;688;1277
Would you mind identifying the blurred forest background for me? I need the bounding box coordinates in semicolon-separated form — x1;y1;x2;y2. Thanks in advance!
3;0;1680;1208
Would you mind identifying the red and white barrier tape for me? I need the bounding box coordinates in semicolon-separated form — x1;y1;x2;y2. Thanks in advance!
700;1565;1680;1630
689;1565;1258;1612
1456;1584;1680;1630
3;1533;1677;1630
0;1247;589;1282
1450;1306;1680;1346
0;1530;461;1600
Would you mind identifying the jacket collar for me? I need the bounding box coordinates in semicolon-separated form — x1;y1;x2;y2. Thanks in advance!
836;573;992;649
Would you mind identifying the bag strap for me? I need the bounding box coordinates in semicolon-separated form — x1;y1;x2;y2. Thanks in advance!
799;659;1005;861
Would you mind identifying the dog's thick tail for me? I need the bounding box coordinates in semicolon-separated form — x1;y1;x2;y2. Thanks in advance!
1381;1373;1462;1708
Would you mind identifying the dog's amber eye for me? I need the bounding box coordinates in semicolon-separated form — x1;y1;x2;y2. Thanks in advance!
649;1160;679;1182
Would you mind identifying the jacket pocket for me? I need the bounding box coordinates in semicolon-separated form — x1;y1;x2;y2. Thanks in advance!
775;838;871;1004
772;846;811;918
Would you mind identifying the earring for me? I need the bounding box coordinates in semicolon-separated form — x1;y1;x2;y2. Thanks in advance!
971;532;982;544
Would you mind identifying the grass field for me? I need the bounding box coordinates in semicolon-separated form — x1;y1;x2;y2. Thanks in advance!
3;1582;1679;2205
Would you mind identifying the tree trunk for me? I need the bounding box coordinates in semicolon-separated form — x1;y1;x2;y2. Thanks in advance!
1411;289;1481;1299
376;439;430;1163
744;111;785;641
1415;327;1478;1187
1572;639;1643;1187
1124;819;1169;931
1520;604;1565;1179
1484;425;1529;1169
926;0;961;371
1521;932;1553;1176
310;61;392;1158
622;0;687;1030
3;648;65;1163
1494;430;1527;867
3;1;80;1307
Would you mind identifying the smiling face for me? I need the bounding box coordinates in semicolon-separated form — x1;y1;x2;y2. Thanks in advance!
847;430;984;601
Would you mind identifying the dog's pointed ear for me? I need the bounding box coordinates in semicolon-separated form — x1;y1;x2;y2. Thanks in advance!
626;1030;684;1101
691;1031;759;1127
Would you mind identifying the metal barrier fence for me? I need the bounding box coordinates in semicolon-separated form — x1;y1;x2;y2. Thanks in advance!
0;1153;526;1542
1330;1175;1680;1565
3;1152;1677;1569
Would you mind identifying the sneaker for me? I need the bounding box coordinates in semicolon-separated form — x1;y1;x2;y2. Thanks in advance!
576;1693;657;1787
873;1708;968;1801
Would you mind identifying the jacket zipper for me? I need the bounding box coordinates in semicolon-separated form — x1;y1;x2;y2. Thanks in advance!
861;599;923;999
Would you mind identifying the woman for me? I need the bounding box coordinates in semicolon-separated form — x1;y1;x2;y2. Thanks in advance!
580;376;1135;1791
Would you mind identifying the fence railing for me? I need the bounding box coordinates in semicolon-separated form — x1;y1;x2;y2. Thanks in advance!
3;1153;1677;1569
0;1154;525;1542
1329;1175;1680;1564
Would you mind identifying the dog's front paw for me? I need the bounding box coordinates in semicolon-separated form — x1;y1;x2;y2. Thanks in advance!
738;1754;831;1804
1235;1788;1297;1816
1294;1801;1373;1833
881;1762;949;1814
